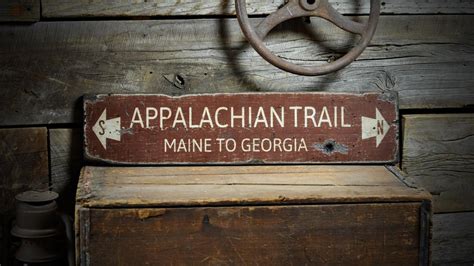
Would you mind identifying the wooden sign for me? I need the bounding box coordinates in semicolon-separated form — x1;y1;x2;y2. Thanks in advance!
84;93;398;164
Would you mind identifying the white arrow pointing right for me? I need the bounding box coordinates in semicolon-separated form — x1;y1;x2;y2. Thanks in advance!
361;108;390;147
92;109;121;150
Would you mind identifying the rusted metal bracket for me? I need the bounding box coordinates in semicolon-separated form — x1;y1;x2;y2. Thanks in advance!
235;0;380;76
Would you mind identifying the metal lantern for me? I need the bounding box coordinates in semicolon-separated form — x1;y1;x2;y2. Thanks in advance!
11;191;66;264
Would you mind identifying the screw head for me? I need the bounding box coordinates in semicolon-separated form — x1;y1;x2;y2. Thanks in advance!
300;0;320;11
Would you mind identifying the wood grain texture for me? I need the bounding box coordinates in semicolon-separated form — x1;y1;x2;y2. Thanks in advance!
49;128;83;214
0;128;49;266
86;165;405;185
0;127;49;213
402;114;474;213
42;0;474;18
83;93;399;164
0;15;473;125
432;212;474;265
0;0;39;22
79;203;423;265
77;165;430;208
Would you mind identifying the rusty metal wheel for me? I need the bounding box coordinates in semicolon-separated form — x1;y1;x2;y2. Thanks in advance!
235;0;380;76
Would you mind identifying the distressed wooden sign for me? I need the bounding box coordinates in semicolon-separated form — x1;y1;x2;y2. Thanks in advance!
84;92;398;164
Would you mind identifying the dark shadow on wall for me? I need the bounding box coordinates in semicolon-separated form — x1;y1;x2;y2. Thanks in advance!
50;97;85;217
218;0;259;91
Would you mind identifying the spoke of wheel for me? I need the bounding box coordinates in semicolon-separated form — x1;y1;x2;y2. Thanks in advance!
316;0;365;35
255;0;308;39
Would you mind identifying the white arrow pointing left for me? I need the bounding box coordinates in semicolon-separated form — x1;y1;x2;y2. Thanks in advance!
92;109;121;150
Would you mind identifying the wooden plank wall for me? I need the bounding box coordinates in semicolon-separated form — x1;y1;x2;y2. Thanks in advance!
0;128;49;265
402;114;474;264
49;128;83;214
403;114;474;214
1;16;474;125
0;0;39;22
1;0;473;264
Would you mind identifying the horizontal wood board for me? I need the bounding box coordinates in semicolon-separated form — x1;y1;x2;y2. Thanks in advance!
83;165;403;185
42;0;474;18
77;166;430;208
0;0;39;22
432;212;474;265
1;15;474;125
77;203;423;265
402;114;474;213
84;93;398;164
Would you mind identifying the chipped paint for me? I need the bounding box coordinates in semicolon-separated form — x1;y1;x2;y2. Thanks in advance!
84;92;398;164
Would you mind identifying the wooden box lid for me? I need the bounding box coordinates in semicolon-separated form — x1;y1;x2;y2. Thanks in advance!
77;165;431;208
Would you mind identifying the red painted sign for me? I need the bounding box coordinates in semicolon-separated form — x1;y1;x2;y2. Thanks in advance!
84;93;398;164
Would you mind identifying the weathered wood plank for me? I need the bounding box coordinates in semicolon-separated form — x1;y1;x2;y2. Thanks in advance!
42;0;474;18
402;114;474;213
77;165;430;208
432;212;474;265
83;93;399;164
49;128;83;214
79;183;431;208
87;165;405;186
0;127;49;266
79;204;423;265
0;0;39;22
0;127;49;212
0;15;473;126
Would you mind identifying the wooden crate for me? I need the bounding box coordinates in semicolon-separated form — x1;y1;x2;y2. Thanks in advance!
76;165;431;265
